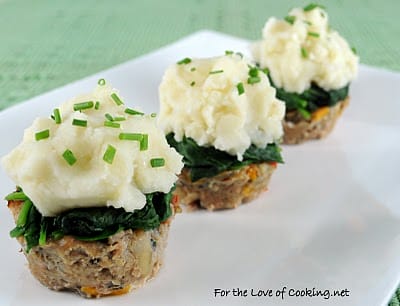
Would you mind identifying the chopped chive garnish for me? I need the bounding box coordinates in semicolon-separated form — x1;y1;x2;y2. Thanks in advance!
304;3;325;11
140;134;148;151
177;57;192;65
62;149;77;166
225;50;234;55
113;116;126;121
72;119;87;127
150;113;157;117
236;52;243;58
284;15;296;25
10;226;24;238
35;129;50;141
104;121;120;128
351;47;357;55
150;158;165;168
16;200;32;227
262;68;270;75
209;70;224;75
50;114;55;120
248;76;261;84
94;101;100;110
119;133;143;141
5;191;28;201
298;108;311;120
301;47;308;58
308;31;320;38
39;221;47;246
73;101;94;111
103;145;116;164
125;108;144;116
237;82;245;95
248;67;259;77
298;99;308;108
98;78;106;86
111;93;124;106
190;67;196;72
190;81;195;86
105;113;115;121
53;108;62;124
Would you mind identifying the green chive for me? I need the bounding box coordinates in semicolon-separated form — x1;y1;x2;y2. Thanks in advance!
298;108;311;120
113;116;126;121
10;226;25;238
298;99;308;108
150;113;157;117
284;15;296;25
248;67;259;77
150;158;165;168
104;113;114;121
111;93;124;106
62;149;77;166
225;50;234;55
262;68;270;75
190;67;196;72
103;145;116;164
73;101;94;111
5;191;28;201
140;134;148;151
72;119;87;127
119;133;143;141
177;57;192;65
35;129;50;141
125;108;144;116
190;81;195;86
98;78;106;86
237;82;245;95
248;76;261;84
351;47;357;55
53;108;62;124
16;200;33;227
308;31;320;38
104;121;120;128
303;3;325;11
301;47;308;58
209;70;224;74
39;220;47;246
94;101;100;110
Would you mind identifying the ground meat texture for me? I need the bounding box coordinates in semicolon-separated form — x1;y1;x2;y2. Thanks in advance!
7;200;172;298
174;162;276;210
283;98;349;144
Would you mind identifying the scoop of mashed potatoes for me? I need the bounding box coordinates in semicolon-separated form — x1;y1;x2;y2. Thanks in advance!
2;82;183;216
158;54;285;160
252;6;359;93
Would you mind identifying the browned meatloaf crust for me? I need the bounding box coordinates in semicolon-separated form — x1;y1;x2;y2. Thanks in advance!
282;97;349;144
175;162;277;211
8;200;173;298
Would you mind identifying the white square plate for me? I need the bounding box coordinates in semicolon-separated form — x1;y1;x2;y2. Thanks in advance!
0;30;399;306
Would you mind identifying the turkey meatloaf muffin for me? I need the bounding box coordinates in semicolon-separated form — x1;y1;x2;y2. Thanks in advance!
158;53;285;210
252;4;359;144
2;80;183;298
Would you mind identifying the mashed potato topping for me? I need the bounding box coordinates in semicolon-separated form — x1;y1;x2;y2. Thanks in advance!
2;82;183;216
252;6;359;93
158;54;285;160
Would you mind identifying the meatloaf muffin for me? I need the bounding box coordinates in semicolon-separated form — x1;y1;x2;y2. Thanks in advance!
252;4;359;144
2;80;183;297
158;53;285;210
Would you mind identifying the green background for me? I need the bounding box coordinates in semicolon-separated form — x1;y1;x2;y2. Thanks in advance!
1;0;399;304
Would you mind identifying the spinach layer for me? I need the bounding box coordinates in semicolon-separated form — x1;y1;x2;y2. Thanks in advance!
166;133;283;182
7;189;173;252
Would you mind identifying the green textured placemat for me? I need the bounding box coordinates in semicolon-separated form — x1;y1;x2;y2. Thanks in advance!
0;0;399;304
0;0;399;110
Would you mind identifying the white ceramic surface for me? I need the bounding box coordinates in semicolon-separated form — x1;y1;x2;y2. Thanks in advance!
0;30;399;306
